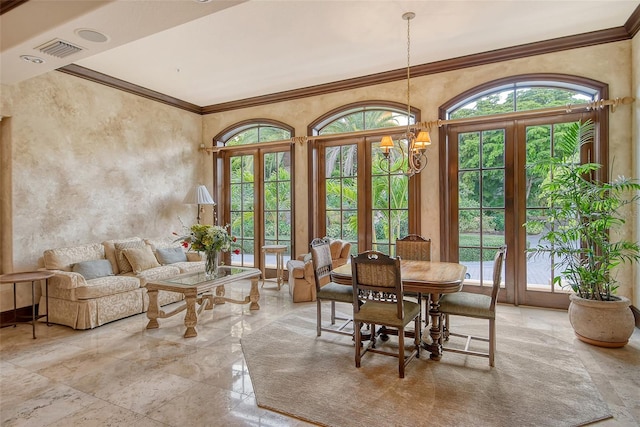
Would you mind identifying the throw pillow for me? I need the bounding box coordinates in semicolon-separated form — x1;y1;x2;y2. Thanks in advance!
121;245;161;274
72;259;114;280
155;246;188;265
114;240;145;274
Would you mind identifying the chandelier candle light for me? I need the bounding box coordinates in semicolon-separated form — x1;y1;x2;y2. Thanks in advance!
380;11;431;177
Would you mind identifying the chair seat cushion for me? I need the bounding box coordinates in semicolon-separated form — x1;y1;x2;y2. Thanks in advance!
317;282;353;303
439;292;494;319
354;300;420;328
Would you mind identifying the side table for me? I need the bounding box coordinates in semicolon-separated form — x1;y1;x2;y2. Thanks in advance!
0;271;54;339
261;245;287;290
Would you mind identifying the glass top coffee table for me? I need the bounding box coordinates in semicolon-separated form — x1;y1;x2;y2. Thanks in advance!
146;266;261;338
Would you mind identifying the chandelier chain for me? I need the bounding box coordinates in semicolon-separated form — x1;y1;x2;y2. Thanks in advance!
407;12;411;132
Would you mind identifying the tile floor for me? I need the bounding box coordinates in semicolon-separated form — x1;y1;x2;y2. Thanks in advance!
1;281;638;426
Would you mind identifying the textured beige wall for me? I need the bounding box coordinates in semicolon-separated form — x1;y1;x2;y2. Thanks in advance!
203;40;637;300
632;32;639;308
1;72;204;311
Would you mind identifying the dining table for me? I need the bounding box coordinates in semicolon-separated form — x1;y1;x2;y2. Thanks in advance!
331;260;467;361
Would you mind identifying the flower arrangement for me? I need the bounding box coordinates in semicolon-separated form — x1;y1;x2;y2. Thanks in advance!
174;224;240;255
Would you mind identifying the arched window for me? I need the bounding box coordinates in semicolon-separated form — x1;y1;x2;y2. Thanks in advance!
439;74;607;310
309;101;422;255
448;81;597;119
214;120;294;272
218;122;292;146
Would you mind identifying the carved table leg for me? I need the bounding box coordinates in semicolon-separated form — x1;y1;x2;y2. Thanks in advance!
183;289;198;338
146;289;160;329
421;292;443;360
249;277;260;310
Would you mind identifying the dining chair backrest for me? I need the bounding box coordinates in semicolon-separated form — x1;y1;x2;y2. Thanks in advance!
310;237;333;289
351;251;404;320
489;246;507;311
396;234;431;261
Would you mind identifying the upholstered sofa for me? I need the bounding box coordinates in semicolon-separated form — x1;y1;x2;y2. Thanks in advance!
39;237;205;330
286;238;352;302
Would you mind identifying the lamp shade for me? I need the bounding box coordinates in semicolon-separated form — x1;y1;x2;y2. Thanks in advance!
183;185;215;205
380;136;394;149
412;131;432;150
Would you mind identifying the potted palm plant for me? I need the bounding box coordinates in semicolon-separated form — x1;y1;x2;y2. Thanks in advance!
525;120;640;347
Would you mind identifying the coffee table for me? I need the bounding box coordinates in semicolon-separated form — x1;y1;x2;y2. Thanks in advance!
146;266;261;338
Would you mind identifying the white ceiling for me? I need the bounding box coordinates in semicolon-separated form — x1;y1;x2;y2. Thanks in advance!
1;0;638;107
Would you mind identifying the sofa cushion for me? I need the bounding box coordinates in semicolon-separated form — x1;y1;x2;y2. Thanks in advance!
114;240;145;274
74;275;142;300
43;243;105;272
102;237;143;274
72;259;114;280
122;245;161;274
155;246;188;265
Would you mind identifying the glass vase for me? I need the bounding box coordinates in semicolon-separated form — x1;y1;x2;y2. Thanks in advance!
205;250;219;278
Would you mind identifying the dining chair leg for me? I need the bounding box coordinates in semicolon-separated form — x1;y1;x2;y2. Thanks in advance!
316;298;322;336
443;314;450;341
398;327;405;378
489;318;495;367
355;320;362;368
330;301;336;324
414;315;420;358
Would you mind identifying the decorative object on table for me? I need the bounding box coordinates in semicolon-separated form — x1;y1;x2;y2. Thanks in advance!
183;184;216;224
524;120;640;347
175;223;240;278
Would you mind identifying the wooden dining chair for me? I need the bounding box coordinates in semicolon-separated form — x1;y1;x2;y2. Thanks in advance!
395;234;431;261
309;237;354;337
395;234;431;327
351;250;421;378
439;246;507;367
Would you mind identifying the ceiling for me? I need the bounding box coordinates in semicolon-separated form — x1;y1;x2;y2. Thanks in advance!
1;0;639;108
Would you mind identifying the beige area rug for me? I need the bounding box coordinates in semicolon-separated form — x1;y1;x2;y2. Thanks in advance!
241;307;612;427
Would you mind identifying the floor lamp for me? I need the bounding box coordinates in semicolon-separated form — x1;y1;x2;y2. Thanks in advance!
183;184;216;224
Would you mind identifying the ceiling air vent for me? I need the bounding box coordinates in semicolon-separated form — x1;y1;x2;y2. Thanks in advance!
36;39;83;58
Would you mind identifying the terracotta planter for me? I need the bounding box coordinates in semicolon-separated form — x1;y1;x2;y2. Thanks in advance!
568;293;635;348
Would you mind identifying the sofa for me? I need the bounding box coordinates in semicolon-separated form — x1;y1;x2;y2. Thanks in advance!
286;238;352;302
39;237;205;329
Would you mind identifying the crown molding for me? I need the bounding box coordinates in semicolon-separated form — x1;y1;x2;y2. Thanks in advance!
0;0;29;15
624;4;640;37
201;26;632;114
57;64;202;114
58;23;635;115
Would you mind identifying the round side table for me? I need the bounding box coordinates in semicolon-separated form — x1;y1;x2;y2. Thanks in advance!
261;245;287;290
0;271;55;339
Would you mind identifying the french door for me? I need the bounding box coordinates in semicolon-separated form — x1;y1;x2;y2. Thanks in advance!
221;146;292;270
444;112;593;308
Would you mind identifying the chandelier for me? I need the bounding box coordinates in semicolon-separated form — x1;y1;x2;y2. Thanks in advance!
380;12;431;177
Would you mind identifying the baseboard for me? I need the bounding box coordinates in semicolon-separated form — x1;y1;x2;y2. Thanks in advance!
632;305;640;328
0;305;37;327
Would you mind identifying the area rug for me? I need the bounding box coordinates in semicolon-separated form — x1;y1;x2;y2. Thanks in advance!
241;307;612;427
